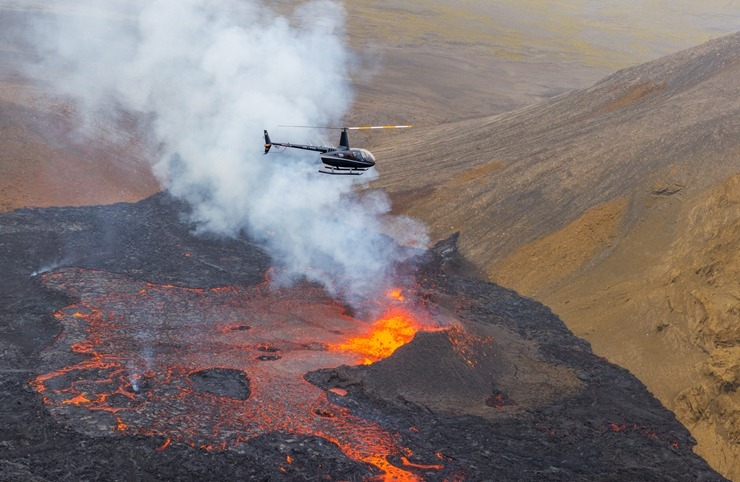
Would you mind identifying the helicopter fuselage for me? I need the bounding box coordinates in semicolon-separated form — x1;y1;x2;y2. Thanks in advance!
263;126;407;175
320;148;376;171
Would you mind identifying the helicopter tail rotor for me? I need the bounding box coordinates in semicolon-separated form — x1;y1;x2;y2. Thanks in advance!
263;130;272;154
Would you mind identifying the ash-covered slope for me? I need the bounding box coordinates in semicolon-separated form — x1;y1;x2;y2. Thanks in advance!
0;7;159;212
372;32;740;478
373;31;740;263
0;194;725;480
0;93;159;211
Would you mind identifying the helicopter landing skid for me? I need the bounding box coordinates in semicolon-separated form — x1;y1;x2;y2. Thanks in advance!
318;166;368;176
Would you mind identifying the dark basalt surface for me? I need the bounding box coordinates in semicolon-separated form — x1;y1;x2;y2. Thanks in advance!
0;193;726;481
188;369;251;401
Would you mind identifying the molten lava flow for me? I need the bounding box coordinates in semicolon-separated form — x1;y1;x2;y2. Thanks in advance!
401;456;444;471
388;289;405;301
32;269;443;481
331;310;421;365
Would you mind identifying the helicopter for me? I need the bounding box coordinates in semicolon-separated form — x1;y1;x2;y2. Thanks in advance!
263;125;411;175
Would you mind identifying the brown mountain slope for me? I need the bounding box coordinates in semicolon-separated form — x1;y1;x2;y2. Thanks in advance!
0;7;159;211
0;90;159;211
341;0;740;125
373;32;740;479
548;174;739;478
2;2;736;211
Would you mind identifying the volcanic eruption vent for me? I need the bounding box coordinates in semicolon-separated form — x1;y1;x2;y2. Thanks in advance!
22;0;427;301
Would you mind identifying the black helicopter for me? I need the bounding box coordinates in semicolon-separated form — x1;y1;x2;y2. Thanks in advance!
263;125;411;175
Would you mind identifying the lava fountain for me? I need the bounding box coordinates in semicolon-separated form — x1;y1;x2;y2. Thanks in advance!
332;310;428;365
32;268;448;480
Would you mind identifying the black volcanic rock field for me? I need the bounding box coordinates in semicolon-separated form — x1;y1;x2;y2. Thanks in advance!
0;193;726;480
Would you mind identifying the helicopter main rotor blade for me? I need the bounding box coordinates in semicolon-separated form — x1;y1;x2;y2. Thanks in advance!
278;125;412;130
346;125;412;130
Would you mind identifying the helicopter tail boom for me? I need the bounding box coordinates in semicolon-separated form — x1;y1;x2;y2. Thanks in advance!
263;130;331;154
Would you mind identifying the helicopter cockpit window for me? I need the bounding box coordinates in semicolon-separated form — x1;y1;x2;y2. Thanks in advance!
359;149;375;163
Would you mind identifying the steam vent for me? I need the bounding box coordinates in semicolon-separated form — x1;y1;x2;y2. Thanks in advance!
0;193;725;480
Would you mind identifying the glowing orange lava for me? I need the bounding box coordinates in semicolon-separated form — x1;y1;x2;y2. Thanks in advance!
388;289;405;301
331;311;421;364
401;456;444;471
32;269;445;481
115;417;129;431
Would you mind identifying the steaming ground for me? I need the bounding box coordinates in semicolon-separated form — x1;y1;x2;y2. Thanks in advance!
18;0;428;303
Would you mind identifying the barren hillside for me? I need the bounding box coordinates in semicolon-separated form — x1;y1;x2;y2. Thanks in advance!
373;32;740;479
2;1;736;211
0;7;159;211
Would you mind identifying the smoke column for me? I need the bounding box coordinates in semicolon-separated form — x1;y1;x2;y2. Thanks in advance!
24;0;428;301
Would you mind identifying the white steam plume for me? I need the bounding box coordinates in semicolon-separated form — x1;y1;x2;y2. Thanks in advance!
24;0;427;301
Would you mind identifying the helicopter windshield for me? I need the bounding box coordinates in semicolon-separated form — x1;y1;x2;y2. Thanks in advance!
358;149;375;163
